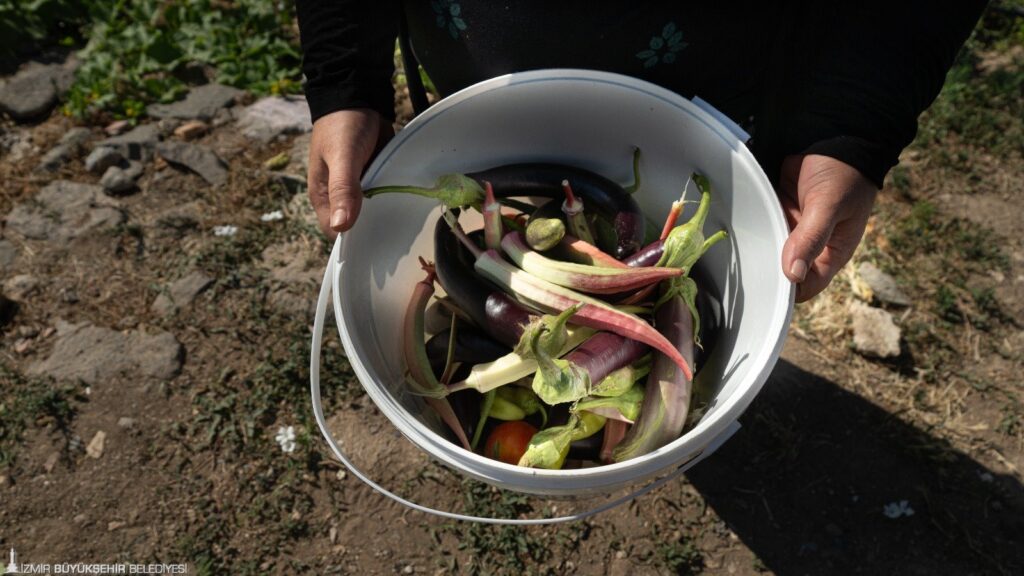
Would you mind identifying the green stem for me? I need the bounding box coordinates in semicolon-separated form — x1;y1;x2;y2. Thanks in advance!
471;389;496;450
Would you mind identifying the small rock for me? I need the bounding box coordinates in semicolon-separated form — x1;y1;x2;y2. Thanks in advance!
14;338;32;354
173;120;208;140
0;62;65;121
19;325;39;338
151;271;214;316
107;520;126;531
329;525;338;544
85;146;124;174
236;96;312;143
858;262;911;307
100;161;144;194
36;126;91;172
402;566;414;574
155;141;228;186
28;320;184;384
117;417;136;428
1;127;34;162
148;83;245;121
59;287;79;304
105;119;131;136
4;274;39;300
96;123;161;161
156;118;182;136
73;513;87;524
4;181;123;242
850;301;902;358
0;239;17;272
44;452;59;473
86;430;107;458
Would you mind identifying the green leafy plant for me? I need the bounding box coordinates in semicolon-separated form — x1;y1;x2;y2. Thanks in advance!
64;0;302;119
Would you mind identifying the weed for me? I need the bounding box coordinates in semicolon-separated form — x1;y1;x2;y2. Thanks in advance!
0;362;80;469
657;538;704;575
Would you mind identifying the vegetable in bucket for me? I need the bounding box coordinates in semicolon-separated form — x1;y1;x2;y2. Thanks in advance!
378;155;729;469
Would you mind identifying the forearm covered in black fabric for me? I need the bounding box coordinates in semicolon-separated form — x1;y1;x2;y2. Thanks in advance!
295;0;399;123
757;1;987;188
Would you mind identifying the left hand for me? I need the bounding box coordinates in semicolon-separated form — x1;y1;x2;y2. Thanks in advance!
778;154;879;302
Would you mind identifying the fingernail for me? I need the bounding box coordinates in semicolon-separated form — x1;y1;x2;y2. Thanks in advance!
789;259;808;282
330;208;349;231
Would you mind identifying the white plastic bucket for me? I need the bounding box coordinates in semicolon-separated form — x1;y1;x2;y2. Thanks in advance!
311;69;794;523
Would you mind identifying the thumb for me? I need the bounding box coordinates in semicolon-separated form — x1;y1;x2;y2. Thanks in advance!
326;155;365;233
781;199;835;284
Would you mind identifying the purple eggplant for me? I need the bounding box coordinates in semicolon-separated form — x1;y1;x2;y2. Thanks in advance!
425;325;510;375
467;163;645;258
433;213;538;348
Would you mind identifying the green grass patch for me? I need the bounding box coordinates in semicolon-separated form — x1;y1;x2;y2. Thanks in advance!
61;0;302;120
0;362;80;469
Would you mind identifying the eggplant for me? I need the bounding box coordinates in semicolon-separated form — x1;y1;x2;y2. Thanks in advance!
433;213;538;347
467;163;645;259
425;325;510;375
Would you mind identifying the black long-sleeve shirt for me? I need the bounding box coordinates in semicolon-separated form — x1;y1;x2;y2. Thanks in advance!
294;1;986;188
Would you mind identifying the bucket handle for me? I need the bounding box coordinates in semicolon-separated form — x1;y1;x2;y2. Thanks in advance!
311;236;740;525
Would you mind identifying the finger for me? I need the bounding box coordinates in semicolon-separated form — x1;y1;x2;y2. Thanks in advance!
307;151;334;238
781;199;836;285
326;153;365;233
794;245;844;302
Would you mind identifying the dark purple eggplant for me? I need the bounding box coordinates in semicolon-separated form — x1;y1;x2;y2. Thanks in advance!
433;213;538;348
425;325;510;375
467;164;645;259
623;240;665;268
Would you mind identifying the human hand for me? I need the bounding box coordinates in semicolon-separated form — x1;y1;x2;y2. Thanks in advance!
308;108;393;237
778;154;878;302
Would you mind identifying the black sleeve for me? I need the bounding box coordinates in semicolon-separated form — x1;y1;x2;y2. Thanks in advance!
295;0;400;123
755;1;988;188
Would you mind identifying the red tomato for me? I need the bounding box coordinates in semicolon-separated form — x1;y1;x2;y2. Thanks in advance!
483;421;538;465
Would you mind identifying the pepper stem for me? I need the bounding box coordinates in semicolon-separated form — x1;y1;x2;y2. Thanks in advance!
624;147;642;195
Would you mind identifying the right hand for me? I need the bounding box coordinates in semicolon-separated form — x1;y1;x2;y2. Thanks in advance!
307;108;393;237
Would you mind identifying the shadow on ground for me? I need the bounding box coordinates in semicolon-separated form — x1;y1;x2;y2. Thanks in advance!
688;359;1024;576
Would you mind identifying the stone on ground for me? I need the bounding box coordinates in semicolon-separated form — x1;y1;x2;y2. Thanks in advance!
173;120;208;140
28;320;184;384
147;83;245;121
36;127;92;173
151;271;214;316
850;300;902;358
86;430;107;459
0;239;16;271
236;96;312;143
857;262;912;307
3;274;39;300
155;141;228;186
0;61;73;122
259;240;322;318
100;160;144;194
85;146;124;174
96;123;161;161
4;180;123;241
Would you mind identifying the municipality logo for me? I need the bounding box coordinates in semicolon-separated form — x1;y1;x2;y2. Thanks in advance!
5;547;18;574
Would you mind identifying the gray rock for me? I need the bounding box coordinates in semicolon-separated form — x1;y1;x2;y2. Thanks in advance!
0;62;62;121
84;146;124;174
147;83;245;121
96;123;161;161
28;320;184;384
155;141;228;186
260;240;321;318
152;202;201;237
1;127;34;162
236;96;311;143
151;271;214;316
4;180;123;241
100;161;144;194
858;262;912;307
36;127;91;172
0;239;16;271
850;301;902;358
3;274;39;301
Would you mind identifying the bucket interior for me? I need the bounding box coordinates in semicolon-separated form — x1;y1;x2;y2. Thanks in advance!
333;70;792;495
